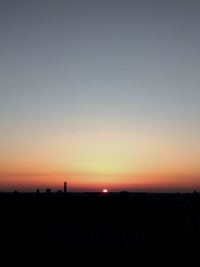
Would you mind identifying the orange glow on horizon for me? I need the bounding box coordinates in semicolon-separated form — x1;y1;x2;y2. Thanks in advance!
0;128;200;192
0;171;200;192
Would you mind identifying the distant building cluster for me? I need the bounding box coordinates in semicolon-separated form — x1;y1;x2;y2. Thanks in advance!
35;181;68;194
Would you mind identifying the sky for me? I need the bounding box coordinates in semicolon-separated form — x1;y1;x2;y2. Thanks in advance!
0;0;200;192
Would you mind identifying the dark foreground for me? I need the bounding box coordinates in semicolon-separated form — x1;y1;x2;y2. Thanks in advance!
1;192;200;263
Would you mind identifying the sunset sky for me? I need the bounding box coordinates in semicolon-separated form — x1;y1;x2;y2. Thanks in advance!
0;0;200;192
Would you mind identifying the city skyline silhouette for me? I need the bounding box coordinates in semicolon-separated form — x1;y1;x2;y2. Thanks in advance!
1;1;200;261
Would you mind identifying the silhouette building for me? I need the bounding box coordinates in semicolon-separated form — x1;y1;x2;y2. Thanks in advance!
64;181;67;193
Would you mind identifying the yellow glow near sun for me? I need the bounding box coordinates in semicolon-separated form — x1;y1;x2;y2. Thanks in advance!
1;126;200;191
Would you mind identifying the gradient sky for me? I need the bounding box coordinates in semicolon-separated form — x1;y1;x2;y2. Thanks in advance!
0;0;200;192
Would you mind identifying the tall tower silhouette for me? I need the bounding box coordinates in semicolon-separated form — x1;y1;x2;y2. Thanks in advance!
64;181;67;193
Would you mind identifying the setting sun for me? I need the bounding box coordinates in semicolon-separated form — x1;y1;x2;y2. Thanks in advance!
0;0;200;193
